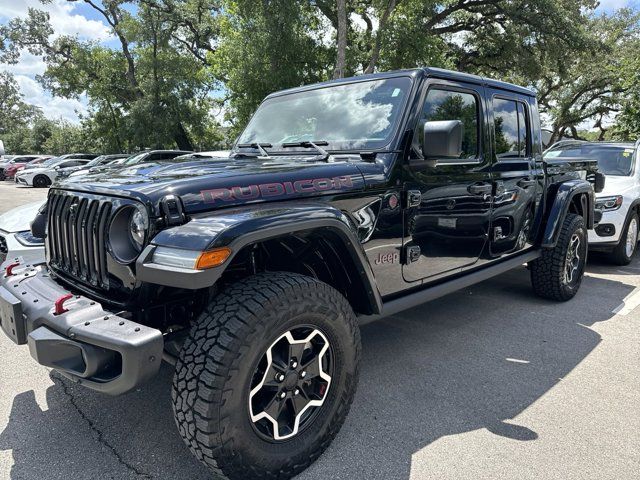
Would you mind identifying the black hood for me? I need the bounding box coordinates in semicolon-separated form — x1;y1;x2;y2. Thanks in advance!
57;156;370;216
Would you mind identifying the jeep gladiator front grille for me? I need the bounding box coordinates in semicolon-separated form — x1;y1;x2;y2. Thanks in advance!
47;191;112;289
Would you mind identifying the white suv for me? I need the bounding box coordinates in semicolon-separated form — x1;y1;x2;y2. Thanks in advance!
545;140;640;265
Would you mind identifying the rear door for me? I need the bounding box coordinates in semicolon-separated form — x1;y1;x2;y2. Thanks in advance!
488;92;543;256
402;79;493;283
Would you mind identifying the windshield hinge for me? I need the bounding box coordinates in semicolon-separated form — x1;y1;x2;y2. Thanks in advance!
160;195;186;226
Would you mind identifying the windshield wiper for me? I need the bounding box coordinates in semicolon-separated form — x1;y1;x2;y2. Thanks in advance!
234;142;273;158
281;140;331;161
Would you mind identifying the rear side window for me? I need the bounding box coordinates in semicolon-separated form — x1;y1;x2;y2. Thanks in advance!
494;98;529;158
418;88;479;159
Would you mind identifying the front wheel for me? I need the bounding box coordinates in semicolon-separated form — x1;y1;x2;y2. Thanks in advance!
608;212;638;265
530;213;588;301
172;272;361;480
32;174;51;188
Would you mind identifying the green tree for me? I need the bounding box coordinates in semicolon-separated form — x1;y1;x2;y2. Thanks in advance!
0;1;224;151
212;0;331;137
0;71;42;135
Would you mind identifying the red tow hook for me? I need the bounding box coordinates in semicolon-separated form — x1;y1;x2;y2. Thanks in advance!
4;262;20;277
54;294;74;315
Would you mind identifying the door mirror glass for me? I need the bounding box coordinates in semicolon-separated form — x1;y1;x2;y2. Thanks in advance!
422;120;463;159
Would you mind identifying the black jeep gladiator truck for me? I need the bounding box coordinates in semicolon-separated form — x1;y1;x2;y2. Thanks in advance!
0;68;603;479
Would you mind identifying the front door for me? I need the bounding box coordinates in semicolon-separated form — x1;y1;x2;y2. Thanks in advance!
402;80;492;283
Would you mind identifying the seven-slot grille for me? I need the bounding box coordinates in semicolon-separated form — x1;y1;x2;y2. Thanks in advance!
47;191;112;289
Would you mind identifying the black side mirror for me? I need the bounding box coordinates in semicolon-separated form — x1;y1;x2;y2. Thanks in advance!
422;120;463;159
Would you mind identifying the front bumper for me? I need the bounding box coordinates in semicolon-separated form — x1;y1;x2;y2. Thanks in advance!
0;261;163;395
15;176;30;186
588;207;627;245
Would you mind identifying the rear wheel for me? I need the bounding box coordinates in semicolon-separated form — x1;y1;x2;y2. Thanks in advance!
172;272;360;480
608;213;638;265
530;213;587;301
33;174;51;188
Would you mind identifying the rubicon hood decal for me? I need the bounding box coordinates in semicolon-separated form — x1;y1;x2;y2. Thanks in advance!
202;176;355;203
59;156;368;215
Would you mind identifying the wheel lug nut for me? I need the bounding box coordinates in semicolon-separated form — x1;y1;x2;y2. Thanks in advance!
294;389;299;396
291;361;298;369
275;373;285;382
280;392;286;399
300;371;306;378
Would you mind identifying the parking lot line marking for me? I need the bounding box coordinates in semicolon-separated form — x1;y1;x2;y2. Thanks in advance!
505;358;530;364
612;288;640;316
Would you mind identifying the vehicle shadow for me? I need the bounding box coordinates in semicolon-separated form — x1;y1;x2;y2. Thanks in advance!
0;265;635;480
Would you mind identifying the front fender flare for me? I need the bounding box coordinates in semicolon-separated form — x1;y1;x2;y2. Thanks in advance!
541;180;594;248
136;203;382;314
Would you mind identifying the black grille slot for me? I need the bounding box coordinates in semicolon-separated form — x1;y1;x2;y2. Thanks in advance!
0;234;7;263
47;191;112;289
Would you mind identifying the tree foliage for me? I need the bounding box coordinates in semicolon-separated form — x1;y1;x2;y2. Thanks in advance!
1;0;639;152
0;71;42;134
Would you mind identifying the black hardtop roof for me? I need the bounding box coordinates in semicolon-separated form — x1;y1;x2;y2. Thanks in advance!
266;67;535;99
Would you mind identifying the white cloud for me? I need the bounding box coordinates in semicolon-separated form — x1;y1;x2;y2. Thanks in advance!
0;0;112;41
14;75;88;122
0;52;46;76
0;0;107;123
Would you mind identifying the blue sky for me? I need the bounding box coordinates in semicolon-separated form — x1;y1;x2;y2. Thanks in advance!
0;0;638;123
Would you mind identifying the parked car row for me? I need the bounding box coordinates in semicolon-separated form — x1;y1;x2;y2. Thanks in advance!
2;149;232;187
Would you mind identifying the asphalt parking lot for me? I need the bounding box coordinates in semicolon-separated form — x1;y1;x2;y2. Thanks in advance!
0;181;638;480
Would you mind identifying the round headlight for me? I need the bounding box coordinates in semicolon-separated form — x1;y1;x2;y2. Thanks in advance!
129;207;148;248
109;205;149;264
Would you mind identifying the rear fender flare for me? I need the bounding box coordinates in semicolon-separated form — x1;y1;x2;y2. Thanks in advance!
541;180;594;248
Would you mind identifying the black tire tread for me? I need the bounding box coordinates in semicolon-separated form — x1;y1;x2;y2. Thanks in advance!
530;213;586;301
172;272;360;480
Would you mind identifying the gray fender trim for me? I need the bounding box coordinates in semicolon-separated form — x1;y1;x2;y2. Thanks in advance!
136;203;383;314
541;180;594;248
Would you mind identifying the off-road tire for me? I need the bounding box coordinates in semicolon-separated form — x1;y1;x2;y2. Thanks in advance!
172;272;361;480
608;212;638;266
33;174;51;188
530;213;587;301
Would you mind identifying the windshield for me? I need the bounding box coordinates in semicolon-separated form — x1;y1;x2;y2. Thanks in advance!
38;156;65;167
86;155;108;167
123;152;148;166
237;77;412;152
545;144;635;176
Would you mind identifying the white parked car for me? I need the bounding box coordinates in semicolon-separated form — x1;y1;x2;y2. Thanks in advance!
0;201;45;266
545;140;640;264
15;157;92;187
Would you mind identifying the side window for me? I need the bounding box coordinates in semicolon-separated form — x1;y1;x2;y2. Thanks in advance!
418;88;479;159
494;97;529;158
517;103;529;155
